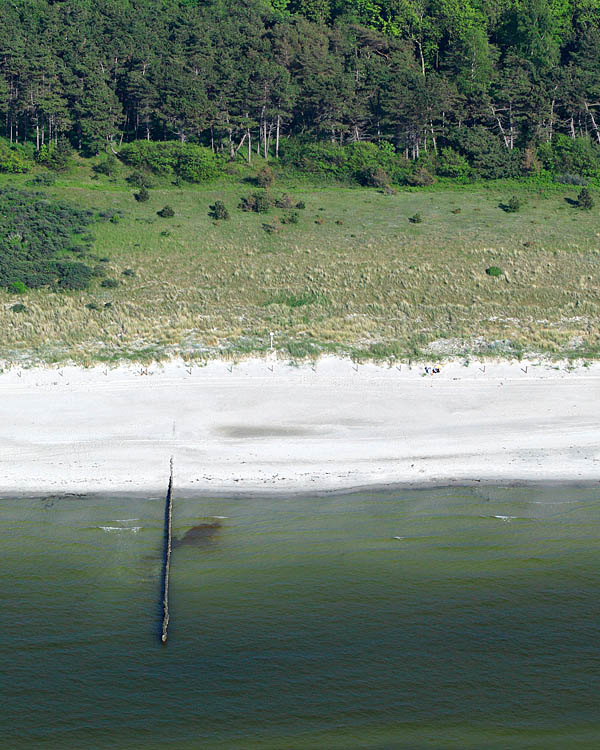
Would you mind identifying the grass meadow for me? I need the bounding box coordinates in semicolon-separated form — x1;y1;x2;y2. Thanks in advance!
1;159;599;365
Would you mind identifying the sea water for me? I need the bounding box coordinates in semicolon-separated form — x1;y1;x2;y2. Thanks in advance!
1;485;599;749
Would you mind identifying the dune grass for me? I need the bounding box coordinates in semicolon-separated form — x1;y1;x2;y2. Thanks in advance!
1;159;599;365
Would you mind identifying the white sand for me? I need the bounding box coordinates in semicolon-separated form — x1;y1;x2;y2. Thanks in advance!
1;356;599;494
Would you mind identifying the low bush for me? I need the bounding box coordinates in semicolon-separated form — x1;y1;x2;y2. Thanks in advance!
135;186;150;202
209;200;229;220
93;154;119;176
122;268;136;277
120;141;221;182
0;138;33;173
296;200;306;209
27;171;56;186
35;140;73;172
0;188;96;291
239;192;271;213
358;166;389;188
555;173;588;186
157;204;175;218
408;212;423;223
100;278;118;288
274;193;296;209
256;166;275;187
502;196;522;213
9;281;27;294
486;266;503;277
10;303;27;313
577;187;594;210
281;211;299;224
126;170;154;188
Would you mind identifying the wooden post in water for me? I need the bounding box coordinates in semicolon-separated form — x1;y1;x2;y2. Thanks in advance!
161;457;174;643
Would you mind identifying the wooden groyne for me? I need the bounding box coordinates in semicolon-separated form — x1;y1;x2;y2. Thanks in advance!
161;457;174;643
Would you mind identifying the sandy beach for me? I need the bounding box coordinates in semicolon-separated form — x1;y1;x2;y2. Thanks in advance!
0;356;599;494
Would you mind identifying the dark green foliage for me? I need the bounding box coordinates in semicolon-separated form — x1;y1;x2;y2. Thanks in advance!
502;196;522;213
86;302;100;310
255;166;275;187
279;141;408;185
135;186;150;202
358;166;389;188
449;127;521;180
209;200;229;220
127;170;154;188
55;262;94;290
10;303;27;313
577;188;594;210
0;188;95;291
122;268;136;277
281;211;299;224
93;154;119;176
538;136;600;178
239;192;271;213
408;213;423;224
2;0;600;188
120;142;220;182
405;167;435;187
27;171;56;186
486;266;503;277
100;278;118;288
157;205;175;218
436;148;471;179
296;201;306;210
35;141;72;172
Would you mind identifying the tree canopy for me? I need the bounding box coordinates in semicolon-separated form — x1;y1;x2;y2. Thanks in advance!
1;0;600;168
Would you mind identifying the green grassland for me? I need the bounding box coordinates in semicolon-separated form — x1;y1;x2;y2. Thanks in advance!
1;159;599;365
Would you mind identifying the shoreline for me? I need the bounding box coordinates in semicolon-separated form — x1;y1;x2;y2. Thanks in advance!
1;355;599;494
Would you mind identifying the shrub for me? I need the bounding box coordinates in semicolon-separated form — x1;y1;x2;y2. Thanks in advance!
35;140;73;172
100;278;118;288
448;126;521;179
126;170;154;188
157;204;175;218
502;196;522;212
296;200;306;209
486;266;503;277
274;193;296;209
405;166;435;186
27;171;56;186
135;186;150;202
538;135;600;178
263;217;282;233
92;264;107;278
122;268;136;277
0;188;96;291
209;200;229;220
256;166;275;187
9;281;27;294
436;147;471;178
358;166;389;188
577;187;594;210
55;262;94;290
555;173;588;186
239;192;271;213
0;138;32;173
93;154;119;176
120;141;221;182
408;212;423;223
10;303;27;313
281;211;299;224
85;302;100;310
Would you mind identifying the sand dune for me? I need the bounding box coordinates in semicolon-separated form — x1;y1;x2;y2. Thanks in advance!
1;356;599;493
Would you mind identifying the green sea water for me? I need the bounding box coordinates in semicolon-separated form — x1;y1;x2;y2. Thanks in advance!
1;485;599;749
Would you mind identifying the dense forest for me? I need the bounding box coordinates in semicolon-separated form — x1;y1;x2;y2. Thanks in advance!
2;0;600;180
